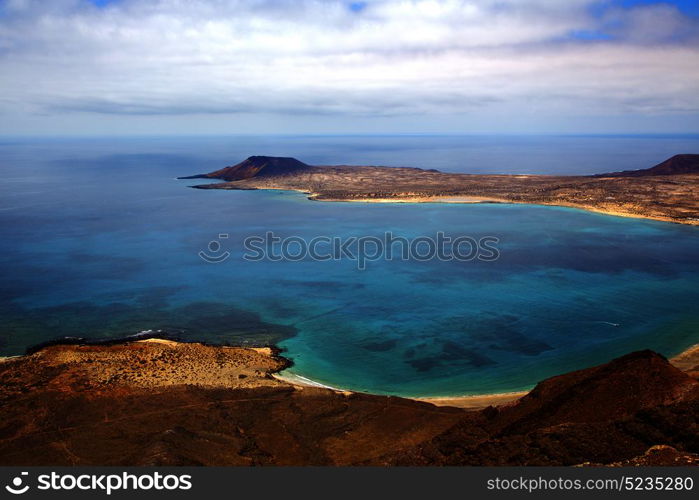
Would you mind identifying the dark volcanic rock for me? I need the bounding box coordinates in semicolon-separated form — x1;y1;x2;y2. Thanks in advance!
385;350;699;466
0;341;463;466
179;156;312;181
595;445;699;466
597;154;699;177
489;350;697;436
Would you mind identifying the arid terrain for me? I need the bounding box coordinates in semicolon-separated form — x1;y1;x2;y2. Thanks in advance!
1;339;697;466
184;154;699;225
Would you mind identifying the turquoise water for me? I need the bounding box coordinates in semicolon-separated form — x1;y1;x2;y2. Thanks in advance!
1;136;698;396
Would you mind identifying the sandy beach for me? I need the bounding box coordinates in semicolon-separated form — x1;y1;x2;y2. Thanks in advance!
272;343;699;409
276;370;527;408
415;391;529;409
669;343;699;375
308;194;699;226
311;194;508;205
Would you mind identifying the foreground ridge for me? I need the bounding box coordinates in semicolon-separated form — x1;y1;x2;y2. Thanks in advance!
1;340;697;466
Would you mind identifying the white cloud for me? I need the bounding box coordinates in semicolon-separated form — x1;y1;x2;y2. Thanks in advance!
0;0;697;133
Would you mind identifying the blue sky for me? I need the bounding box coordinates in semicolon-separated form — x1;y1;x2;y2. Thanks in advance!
0;0;697;135
612;0;699;16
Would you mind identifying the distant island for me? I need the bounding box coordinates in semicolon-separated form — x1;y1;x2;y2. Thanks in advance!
181;154;699;225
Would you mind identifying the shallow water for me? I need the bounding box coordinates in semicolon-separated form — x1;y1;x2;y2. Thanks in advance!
1;136;698;396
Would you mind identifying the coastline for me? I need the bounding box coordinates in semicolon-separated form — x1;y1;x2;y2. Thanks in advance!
220;185;699;226
308;193;699;226
669;342;699;373
273;372;352;393
273;371;526;408
415;391;529;409
273;342;699;409
312;194;508;205
275;369;528;408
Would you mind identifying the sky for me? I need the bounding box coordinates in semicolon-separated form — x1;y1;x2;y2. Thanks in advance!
0;0;698;136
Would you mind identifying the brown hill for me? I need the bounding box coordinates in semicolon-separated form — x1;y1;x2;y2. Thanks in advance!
488;350;697;435
180;156;312;181
597;154;699;177
0;341;697;466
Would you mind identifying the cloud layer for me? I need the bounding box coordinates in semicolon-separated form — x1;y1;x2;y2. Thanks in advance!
0;0;698;133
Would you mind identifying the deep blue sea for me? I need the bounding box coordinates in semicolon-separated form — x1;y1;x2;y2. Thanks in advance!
1;135;698;396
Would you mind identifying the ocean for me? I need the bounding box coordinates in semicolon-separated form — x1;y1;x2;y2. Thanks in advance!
1;134;698;396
